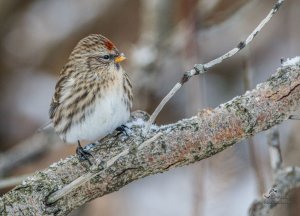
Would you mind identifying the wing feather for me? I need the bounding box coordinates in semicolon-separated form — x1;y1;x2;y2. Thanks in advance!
49;75;68;119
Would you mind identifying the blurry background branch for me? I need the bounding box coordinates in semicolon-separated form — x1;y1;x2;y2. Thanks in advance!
249;167;300;216
0;132;60;177
248;124;295;216
268;127;282;173
1;59;300;215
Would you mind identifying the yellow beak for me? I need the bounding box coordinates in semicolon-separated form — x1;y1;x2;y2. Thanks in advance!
114;53;126;63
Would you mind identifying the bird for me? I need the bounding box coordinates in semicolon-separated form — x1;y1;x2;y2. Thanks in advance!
49;34;133;164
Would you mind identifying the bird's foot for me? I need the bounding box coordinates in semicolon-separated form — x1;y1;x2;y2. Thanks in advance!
116;124;130;137
76;141;94;166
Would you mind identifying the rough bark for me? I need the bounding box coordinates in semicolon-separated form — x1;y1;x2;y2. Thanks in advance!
1;60;300;215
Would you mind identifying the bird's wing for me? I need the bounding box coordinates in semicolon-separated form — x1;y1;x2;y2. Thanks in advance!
49;75;67;119
49;96;59;119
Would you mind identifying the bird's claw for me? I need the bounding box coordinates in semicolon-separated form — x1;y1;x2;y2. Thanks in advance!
116;124;130;137
76;141;94;166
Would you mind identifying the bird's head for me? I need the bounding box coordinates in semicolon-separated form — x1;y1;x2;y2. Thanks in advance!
69;34;126;74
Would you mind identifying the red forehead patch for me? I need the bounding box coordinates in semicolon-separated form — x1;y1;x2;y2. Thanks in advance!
104;39;115;50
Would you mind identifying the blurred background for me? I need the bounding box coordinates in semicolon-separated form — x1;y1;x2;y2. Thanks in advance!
0;0;299;215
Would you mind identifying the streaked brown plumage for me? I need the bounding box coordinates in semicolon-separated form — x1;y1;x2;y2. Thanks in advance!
50;34;132;144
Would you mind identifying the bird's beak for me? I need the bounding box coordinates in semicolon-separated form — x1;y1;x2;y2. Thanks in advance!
114;53;126;63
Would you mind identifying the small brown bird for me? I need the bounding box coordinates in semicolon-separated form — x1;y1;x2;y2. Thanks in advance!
49;34;133;162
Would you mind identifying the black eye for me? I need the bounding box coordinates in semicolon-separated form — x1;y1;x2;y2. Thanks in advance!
103;55;110;60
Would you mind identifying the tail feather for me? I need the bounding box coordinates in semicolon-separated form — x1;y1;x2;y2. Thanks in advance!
37;121;53;132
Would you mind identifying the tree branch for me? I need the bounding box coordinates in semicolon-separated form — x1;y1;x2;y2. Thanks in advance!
0;57;299;215
249;167;300;216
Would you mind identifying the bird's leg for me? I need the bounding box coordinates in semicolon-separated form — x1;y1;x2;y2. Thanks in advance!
115;124;130;137
76;140;93;165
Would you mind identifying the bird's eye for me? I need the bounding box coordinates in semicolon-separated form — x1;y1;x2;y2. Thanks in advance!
103;55;110;60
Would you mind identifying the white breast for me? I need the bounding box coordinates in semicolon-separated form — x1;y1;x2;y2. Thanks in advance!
65;86;130;143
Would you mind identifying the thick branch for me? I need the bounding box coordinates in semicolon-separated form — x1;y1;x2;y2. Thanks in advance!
1;59;300;215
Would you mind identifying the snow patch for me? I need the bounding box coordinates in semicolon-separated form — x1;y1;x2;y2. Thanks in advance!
126;118;146;128
282;56;300;67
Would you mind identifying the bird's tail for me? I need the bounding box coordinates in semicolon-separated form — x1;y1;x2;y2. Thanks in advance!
37;121;53;133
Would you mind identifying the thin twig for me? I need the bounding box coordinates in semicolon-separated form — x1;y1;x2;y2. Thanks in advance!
144;83;183;135
47;132;163;204
0;173;33;189
144;0;285;133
